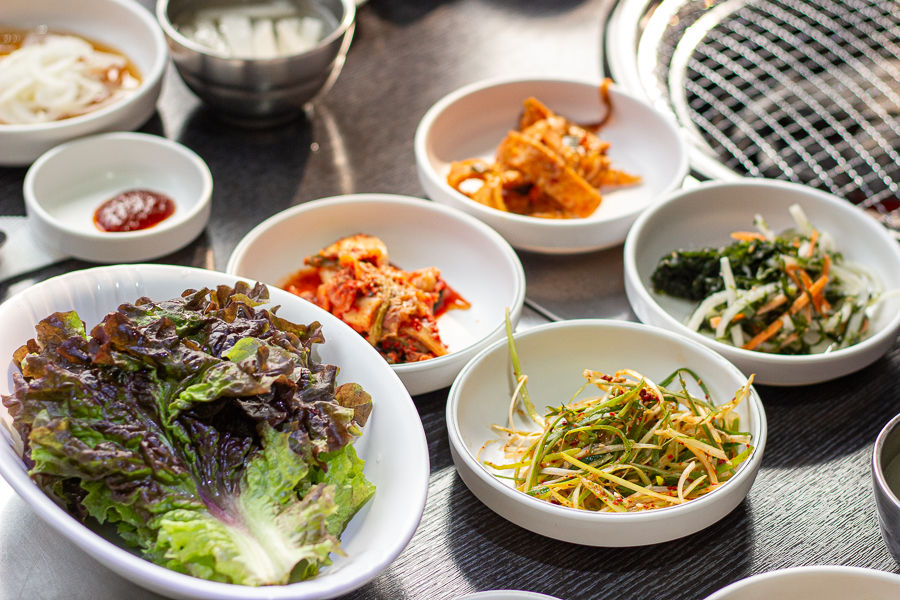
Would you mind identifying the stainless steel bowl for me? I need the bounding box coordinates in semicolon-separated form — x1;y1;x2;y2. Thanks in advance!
157;0;354;125
873;413;900;566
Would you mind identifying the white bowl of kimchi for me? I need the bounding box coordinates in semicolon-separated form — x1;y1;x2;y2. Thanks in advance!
414;77;688;254
226;194;527;396
0;0;167;166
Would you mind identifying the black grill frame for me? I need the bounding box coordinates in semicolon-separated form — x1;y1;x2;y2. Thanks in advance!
618;0;900;226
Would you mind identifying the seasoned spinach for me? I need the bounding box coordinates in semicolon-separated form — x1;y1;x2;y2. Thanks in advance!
651;239;793;301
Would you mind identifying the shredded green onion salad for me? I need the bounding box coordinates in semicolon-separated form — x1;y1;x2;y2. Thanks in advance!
481;318;754;512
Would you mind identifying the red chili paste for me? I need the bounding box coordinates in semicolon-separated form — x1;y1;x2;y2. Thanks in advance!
94;190;176;232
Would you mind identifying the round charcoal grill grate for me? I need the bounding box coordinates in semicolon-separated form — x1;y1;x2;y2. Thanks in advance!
605;0;900;228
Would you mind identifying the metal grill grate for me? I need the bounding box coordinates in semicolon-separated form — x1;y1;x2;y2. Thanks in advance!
622;0;900;227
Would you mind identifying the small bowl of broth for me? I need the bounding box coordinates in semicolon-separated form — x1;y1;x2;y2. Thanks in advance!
158;0;355;125
0;0;168;166
873;413;900;566
23;132;213;263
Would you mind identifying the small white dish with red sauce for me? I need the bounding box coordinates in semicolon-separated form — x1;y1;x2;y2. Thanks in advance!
24;132;213;263
226;194;527;396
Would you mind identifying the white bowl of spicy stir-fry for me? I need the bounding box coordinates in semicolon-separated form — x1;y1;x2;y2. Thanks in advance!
624;180;900;386
415;77;688;254
446;319;766;546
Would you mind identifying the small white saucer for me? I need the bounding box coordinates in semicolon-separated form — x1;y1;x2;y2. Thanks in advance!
458;592;563;600
23;132;212;263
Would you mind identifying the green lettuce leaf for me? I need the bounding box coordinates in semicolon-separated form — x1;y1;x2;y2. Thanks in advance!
149;425;341;585
316;444;376;538
1;285;375;586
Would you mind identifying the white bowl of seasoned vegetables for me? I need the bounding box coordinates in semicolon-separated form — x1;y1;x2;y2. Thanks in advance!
227;194;526;396
446;319;766;546
0;265;429;600
415;77;688;254
624;179;900;386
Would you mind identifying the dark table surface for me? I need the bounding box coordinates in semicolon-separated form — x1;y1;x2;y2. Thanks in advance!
2;1;899;599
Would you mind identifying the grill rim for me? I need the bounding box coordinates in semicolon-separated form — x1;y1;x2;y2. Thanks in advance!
603;0;900;211
606;0;744;182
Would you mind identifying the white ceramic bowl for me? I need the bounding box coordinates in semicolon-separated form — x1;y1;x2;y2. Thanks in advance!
459;593;562;600
0;264;429;600
703;566;900;600
24;132;213;263
226;194;526;396
624;179;900;386
415;77;688;254
446;319;766;546
0;0;167;166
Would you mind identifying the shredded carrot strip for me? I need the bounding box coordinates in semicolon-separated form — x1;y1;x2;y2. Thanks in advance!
757;294;787;315
791;275;827;314
730;231;767;242
743;275;829;350
777;332;800;349
806;275;829;314
805;229;819;258
710;313;745;328
785;264;804;289
743;317;784;350
819;255;832;313
788;290;809;314
788;264;829;314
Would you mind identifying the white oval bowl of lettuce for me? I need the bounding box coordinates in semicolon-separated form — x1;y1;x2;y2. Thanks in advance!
0;264;429;599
